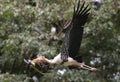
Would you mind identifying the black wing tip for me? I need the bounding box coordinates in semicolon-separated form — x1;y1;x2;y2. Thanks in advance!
74;0;91;16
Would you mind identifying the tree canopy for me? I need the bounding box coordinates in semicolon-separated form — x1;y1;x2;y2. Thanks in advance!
0;0;120;82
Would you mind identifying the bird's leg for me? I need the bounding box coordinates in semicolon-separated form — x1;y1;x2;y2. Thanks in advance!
79;63;99;71
66;57;99;71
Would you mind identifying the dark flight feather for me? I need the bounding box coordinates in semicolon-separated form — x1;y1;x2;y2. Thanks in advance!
61;0;90;62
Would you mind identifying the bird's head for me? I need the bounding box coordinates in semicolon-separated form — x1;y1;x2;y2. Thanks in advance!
30;56;48;65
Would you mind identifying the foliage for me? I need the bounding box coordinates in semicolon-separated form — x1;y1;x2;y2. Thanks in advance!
0;0;120;82
0;73;26;82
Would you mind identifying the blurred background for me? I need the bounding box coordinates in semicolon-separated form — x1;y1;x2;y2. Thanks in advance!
0;0;120;82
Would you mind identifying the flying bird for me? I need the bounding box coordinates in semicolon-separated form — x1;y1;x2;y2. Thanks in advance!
25;0;99;72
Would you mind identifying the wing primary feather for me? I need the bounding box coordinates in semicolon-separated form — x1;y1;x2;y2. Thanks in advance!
77;1;85;14
80;5;90;15
76;0;80;14
81;8;91;16
73;4;76;15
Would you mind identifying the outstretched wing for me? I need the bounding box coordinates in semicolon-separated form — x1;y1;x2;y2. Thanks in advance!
61;0;90;62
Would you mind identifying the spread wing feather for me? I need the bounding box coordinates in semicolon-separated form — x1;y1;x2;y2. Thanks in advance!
61;0;90;62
